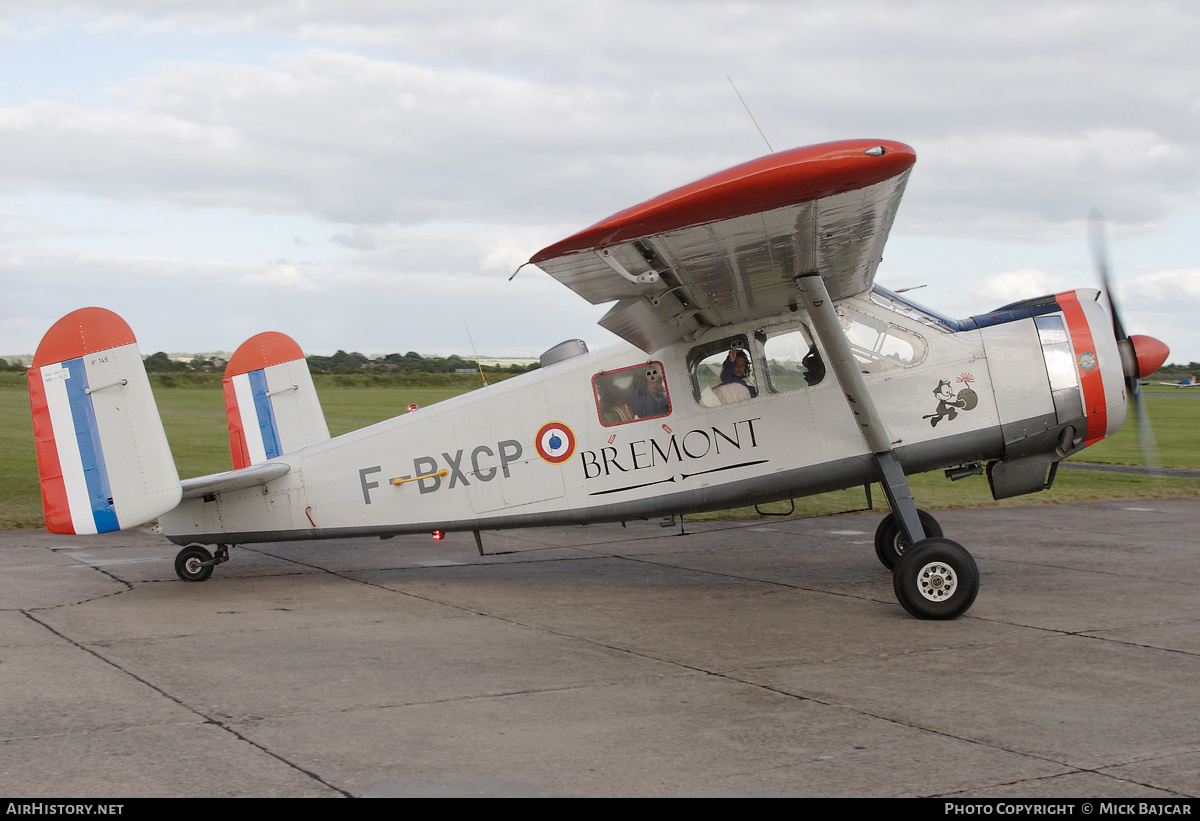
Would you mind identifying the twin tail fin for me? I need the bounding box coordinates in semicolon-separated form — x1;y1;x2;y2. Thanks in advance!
27;308;181;534
223;332;330;469
27;310;330;534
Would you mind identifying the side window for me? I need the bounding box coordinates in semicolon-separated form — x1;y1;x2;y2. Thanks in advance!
762;328;825;392
688;335;758;407
593;362;671;426
838;307;926;371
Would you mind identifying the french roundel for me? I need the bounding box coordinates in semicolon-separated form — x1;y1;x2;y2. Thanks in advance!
535;421;576;464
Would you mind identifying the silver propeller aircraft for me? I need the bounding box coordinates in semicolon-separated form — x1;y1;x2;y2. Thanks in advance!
26;139;1170;619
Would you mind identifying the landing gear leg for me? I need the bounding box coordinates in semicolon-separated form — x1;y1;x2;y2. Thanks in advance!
793;273;978;619
874;454;977;618
875;452;927;546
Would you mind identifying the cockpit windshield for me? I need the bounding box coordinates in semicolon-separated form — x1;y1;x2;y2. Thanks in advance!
870;285;964;331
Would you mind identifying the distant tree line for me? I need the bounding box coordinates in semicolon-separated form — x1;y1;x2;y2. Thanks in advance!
137;350;538;375
143;352;195;373
1154;362;1200;379
306;350;535;375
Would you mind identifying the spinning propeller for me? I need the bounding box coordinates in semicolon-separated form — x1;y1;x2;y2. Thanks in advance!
1088;209;1169;463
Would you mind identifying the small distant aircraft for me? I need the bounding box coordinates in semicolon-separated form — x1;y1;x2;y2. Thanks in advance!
25;140;1169;619
1157;375;1198;387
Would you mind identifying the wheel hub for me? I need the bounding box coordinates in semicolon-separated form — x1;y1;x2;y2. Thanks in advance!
917;561;958;602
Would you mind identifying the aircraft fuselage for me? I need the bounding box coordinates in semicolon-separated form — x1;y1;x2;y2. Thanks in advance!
160;286;1125;546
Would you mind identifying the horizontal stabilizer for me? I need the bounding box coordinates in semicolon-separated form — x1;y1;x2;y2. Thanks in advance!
180;461;291;500
27;308;181;534
223;332;330;469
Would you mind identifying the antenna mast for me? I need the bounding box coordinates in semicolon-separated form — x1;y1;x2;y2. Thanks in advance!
727;75;773;153
463;318;488;387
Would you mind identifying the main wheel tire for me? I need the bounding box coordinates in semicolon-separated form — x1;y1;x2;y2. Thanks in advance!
175;545;214;582
874;510;943;570
893;538;979;620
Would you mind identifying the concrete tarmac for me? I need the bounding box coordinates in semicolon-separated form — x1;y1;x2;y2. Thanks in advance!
2;498;1199;798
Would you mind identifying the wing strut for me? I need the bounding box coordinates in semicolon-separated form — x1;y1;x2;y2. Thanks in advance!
794;273;927;544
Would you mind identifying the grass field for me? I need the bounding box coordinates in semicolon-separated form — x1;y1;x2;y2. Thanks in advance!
1;375;1196;530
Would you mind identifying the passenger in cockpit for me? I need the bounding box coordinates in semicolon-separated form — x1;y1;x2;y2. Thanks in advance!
629;365;670;418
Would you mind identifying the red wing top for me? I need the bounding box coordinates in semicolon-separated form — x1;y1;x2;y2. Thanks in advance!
529;139;916;352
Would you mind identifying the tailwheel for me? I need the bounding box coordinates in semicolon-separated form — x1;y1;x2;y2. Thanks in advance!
175;545;213;582
874;509;942;570
174;544;230;582
893;538;978;620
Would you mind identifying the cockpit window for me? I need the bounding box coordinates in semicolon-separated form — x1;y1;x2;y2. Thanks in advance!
593;362;671;426
839;306;927;370
762;328;825;392
871;285;962;331
688;336;758;407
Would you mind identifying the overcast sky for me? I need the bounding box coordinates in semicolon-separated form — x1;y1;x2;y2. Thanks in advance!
2;1;1197;363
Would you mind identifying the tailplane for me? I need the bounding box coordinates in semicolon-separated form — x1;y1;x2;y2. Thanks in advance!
27;308;181;534
223;332;330;469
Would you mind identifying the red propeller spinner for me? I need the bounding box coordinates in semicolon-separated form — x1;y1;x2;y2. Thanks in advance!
1121;334;1170;382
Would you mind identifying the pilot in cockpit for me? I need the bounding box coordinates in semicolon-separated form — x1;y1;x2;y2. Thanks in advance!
720;344;758;399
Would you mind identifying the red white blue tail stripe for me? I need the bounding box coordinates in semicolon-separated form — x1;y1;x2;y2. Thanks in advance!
28;308;181;535
227;369;283;466
223;331;329;470
29;356;119;533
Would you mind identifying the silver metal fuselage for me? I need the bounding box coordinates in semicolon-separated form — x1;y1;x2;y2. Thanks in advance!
161;288;1125;546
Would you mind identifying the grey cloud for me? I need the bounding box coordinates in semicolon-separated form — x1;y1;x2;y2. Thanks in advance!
330;226;377;249
3;1;1199;360
0;2;1194;239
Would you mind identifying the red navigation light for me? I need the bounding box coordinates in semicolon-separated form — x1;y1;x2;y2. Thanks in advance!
432;530;445;540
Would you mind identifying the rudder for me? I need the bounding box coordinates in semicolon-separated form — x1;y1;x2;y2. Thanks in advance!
27;308;182;534
223;332;330;469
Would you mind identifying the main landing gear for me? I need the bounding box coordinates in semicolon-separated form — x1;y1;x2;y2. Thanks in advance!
793;274;980;620
174;544;231;582
875;509;979;620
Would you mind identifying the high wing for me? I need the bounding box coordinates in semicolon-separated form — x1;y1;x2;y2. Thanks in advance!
529;139;917;353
